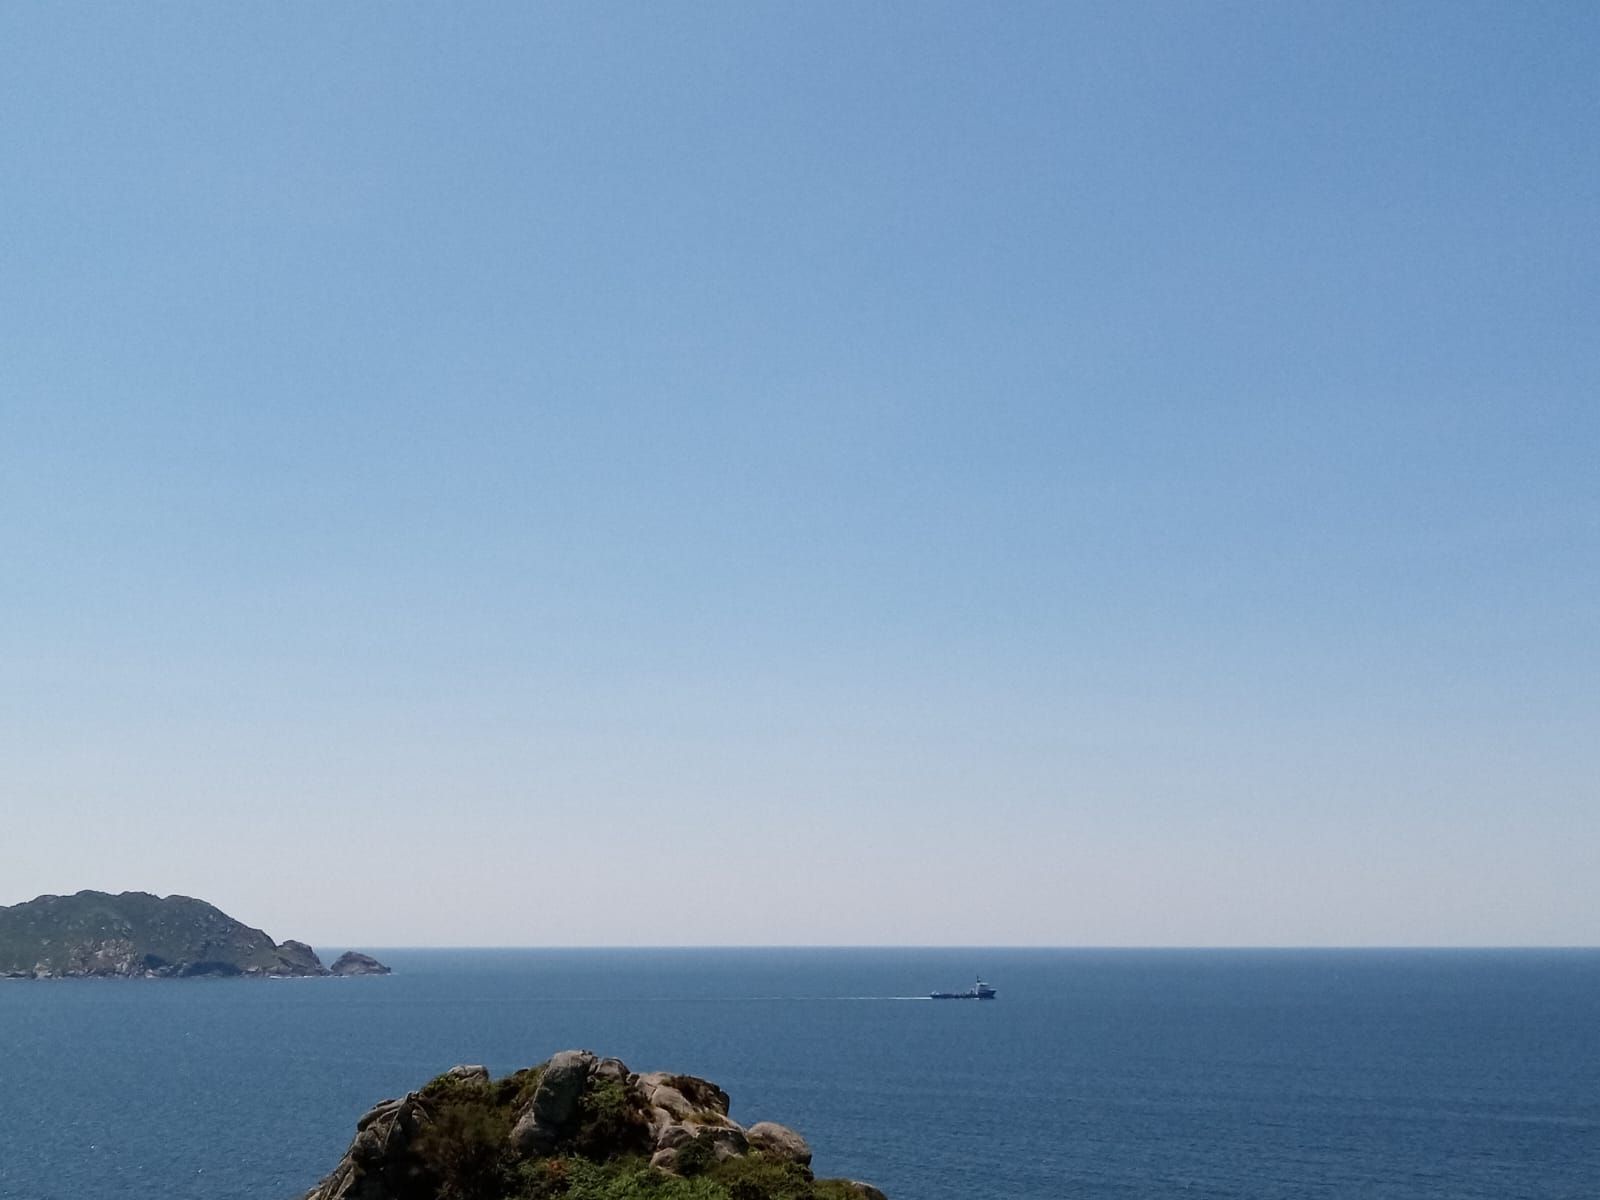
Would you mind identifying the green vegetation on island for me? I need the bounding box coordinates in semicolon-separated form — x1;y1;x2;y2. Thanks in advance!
0;890;386;979
304;1051;886;1200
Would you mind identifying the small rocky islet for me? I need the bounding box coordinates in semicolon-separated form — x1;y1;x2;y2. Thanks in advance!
330;950;393;977
0;890;387;979
305;1049;886;1200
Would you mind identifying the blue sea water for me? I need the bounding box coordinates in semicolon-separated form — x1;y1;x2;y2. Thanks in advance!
1;949;1597;1200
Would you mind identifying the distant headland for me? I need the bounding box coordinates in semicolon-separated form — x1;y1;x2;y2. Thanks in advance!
0;890;388;979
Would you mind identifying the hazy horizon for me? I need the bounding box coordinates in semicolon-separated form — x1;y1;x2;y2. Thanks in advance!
5;889;1597;951
3;4;1595;949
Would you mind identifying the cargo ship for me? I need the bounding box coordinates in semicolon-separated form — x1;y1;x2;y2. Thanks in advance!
930;976;996;1000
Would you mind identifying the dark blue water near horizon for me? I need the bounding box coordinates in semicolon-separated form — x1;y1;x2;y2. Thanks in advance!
1;949;1597;1200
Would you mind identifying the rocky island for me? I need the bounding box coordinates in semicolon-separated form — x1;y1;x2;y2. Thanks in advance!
0;890;388;979
305;1049;885;1200
331;950;393;976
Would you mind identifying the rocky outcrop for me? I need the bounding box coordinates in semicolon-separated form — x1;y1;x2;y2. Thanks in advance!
301;1049;884;1200
280;941;329;974
329;951;392;976
747;1121;813;1165
0;891;382;980
509;1048;595;1154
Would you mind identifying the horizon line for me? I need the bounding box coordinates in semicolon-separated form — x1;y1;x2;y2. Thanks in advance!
306;943;1600;952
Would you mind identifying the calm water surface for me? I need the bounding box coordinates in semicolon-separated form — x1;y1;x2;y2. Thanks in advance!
1;949;1596;1199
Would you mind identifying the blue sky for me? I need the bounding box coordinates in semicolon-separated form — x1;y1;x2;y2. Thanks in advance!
2;3;1595;945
